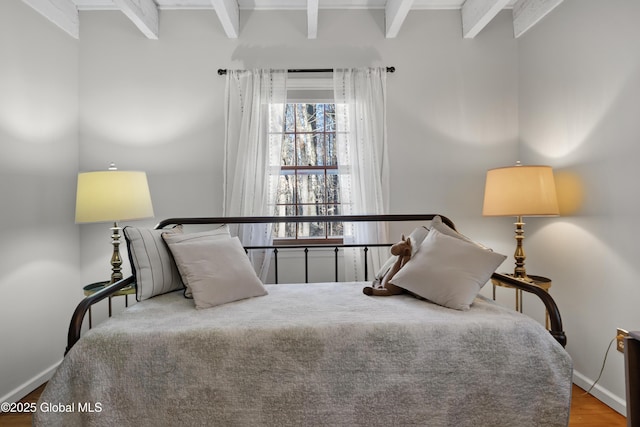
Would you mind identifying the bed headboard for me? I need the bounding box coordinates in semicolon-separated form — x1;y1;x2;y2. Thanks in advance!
155;214;455;284
66;214;565;353
155;214;456;230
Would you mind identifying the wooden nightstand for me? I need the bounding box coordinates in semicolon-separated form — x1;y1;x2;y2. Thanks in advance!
491;274;552;329
83;281;136;328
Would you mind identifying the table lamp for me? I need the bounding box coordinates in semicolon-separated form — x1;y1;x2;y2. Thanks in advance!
482;162;559;281
75;163;154;284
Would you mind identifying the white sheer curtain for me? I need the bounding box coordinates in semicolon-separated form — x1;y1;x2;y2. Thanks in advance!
333;67;390;281
223;69;287;281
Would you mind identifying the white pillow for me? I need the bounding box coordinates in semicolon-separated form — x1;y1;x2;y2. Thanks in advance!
163;236;267;309
124;225;184;301
390;228;506;311
161;225;231;298
431;215;490;250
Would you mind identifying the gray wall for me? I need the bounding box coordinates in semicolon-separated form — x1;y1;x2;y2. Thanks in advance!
518;0;640;413
0;1;80;402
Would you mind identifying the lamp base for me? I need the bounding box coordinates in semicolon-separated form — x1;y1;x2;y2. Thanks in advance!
512;215;529;280
110;222;123;284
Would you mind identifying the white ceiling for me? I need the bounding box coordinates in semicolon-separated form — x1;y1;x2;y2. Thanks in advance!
72;1;518;10
21;0;563;40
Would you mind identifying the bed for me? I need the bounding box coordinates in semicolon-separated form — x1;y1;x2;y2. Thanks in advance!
35;214;572;427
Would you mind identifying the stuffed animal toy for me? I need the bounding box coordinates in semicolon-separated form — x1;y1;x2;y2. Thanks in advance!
363;235;412;296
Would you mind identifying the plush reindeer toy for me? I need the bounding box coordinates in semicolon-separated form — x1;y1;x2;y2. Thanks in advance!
363;235;412;296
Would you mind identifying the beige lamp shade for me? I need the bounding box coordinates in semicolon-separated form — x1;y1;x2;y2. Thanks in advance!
75;170;154;223
483;165;559;217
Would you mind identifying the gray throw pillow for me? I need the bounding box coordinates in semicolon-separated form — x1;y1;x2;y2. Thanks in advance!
161;225;231;298
163;235;268;309
391;228;506;311
124;225;184;301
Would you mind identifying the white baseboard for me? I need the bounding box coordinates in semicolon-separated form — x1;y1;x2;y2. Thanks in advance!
573;369;627;416
0;360;61;404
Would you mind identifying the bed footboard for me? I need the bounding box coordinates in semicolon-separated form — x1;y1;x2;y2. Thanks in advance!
65;276;134;355
66;214;566;354
491;272;566;347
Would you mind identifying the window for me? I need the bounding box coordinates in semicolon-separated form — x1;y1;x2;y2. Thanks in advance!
272;103;343;243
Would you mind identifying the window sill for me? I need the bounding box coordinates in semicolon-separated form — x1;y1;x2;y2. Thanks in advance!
273;238;344;247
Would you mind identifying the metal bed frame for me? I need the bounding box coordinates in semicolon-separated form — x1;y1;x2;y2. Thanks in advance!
66;214;566;354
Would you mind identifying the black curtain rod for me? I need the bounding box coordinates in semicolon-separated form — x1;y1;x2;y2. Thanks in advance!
217;67;395;76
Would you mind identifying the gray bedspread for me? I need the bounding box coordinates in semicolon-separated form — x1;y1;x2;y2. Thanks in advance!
35;282;572;427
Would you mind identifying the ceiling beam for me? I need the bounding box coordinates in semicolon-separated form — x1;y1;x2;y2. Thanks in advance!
113;0;159;39
307;0;318;39
21;0;79;39
512;0;563;38
210;0;239;39
384;0;413;39
385;0;414;38
461;0;511;39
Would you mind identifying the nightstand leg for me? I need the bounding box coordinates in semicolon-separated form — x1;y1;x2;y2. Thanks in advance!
545;312;549;330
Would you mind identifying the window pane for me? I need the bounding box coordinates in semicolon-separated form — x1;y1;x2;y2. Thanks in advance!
298;203;327;217
273;205;297;238
325;104;335;132
314;103;325;132
313;134;326;166
297;171;326;204
273;222;297;239
327;204;342;237
326;133;337;166
276;171;296;204
280;134;294;166
298;204;326;237
327;170;340;204
296;134;310;166
295;104;308;132
296;134;326;167
328;223;343;238
273;204;287;217
285;104;295;132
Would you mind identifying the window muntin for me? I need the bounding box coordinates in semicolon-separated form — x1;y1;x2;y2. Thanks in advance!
273;103;343;243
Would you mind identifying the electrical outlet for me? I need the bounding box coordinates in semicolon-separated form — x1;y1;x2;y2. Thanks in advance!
617;328;629;353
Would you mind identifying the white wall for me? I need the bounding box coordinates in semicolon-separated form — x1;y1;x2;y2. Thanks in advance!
76;8;519;283
77;9;223;284
0;1;80;402
518;0;640;414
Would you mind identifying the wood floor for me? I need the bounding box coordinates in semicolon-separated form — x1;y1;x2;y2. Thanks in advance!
0;383;627;426
569;385;627;427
